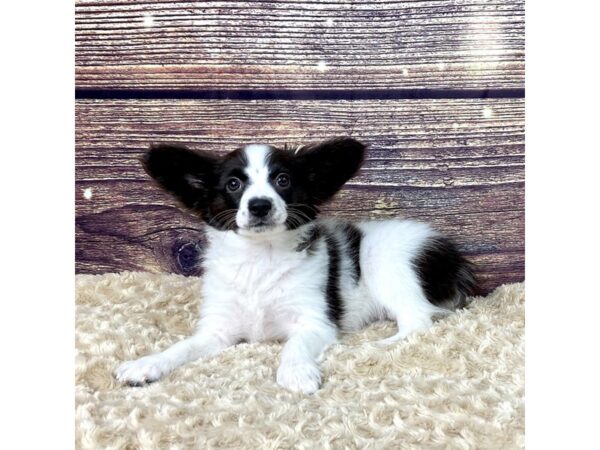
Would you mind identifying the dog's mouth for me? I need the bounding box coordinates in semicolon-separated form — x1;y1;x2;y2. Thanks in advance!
248;225;274;233
247;220;277;232
236;209;288;235
239;218;286;235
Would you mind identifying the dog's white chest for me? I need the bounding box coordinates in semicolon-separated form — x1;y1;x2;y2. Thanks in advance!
204;241;306;341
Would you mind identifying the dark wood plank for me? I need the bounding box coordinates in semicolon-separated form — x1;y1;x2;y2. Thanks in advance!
76;98;524;293
75;0;524;90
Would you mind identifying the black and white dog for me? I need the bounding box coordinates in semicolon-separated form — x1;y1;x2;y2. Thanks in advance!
115;137;475;393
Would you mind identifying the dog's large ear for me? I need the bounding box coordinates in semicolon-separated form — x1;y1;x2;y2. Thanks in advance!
297;137;366;204
141;144;218;211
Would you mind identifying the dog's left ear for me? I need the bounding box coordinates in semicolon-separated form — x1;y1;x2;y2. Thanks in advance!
297;137;366;204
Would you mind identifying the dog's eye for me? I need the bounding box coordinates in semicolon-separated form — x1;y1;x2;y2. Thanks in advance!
276;173;290;188
226;177;243;192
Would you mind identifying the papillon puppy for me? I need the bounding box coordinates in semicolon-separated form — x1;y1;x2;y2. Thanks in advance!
115;137;475;394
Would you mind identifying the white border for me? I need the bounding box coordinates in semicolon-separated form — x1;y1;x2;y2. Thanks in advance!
2;2;74;449
4;1;600;447
527;1;600;448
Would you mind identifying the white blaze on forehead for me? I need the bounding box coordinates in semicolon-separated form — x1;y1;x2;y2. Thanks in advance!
243;144;272;183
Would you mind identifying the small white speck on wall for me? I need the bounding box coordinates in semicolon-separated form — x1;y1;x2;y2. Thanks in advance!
142;13;155;28
402;68;409;76
83;188;93;200
437;62;446;71
453;123;459;129
317;61;327;72
483;107;494;119
325;18;334;27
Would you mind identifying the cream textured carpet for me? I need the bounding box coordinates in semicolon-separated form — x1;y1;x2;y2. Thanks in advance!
75;272;524;449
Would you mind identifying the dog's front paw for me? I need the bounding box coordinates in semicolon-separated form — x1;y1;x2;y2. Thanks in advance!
276;362;321;394
114;355;165;386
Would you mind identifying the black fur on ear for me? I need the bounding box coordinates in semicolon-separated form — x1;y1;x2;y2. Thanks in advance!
141;143;218;212
296;137;366;204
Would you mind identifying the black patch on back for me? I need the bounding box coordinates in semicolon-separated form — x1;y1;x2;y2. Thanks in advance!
295;225;321;254
324;230;343;325
341;223;362;282
413;236;477;309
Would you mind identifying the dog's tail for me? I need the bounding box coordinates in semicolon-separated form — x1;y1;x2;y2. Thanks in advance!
414;236;478;311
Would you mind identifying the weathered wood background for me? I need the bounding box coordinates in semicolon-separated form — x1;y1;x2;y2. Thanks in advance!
75;0;525;294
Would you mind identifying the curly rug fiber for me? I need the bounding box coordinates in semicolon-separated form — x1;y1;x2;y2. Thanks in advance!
75;272;524;449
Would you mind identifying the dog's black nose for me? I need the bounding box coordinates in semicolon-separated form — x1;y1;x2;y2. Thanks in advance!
248;198;272;218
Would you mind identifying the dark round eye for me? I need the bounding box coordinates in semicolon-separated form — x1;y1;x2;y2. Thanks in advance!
276;173;290;188
226;177;242;192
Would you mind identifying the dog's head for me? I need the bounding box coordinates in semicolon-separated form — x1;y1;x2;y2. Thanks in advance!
142;137;366;236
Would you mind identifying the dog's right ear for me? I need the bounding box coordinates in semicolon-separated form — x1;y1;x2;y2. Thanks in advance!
142;144;218;211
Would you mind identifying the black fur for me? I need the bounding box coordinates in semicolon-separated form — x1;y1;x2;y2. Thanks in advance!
268;137;366;229
295;224;322;254
208;148;249;230
413;236;476;309
142;144;219;212
265;148;320;230
323;230;343;325
294;137;366;206
341;223;362;282
142;144;249;231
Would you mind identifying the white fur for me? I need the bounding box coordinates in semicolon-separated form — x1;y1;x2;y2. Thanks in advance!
115;145;452;393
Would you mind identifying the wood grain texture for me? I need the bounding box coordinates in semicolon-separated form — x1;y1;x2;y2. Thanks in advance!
75;0;524;90
76;98;524;293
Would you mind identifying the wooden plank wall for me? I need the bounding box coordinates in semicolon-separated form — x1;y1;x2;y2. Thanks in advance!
76;0;524;90
75;0;525;294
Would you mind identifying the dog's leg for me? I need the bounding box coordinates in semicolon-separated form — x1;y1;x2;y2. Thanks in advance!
115;324;234;386
370;277;442;345
376;310;433;345
359;225;444;346
276;323;337;394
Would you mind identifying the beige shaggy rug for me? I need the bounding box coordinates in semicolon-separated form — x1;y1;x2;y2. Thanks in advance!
75;272;524;449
